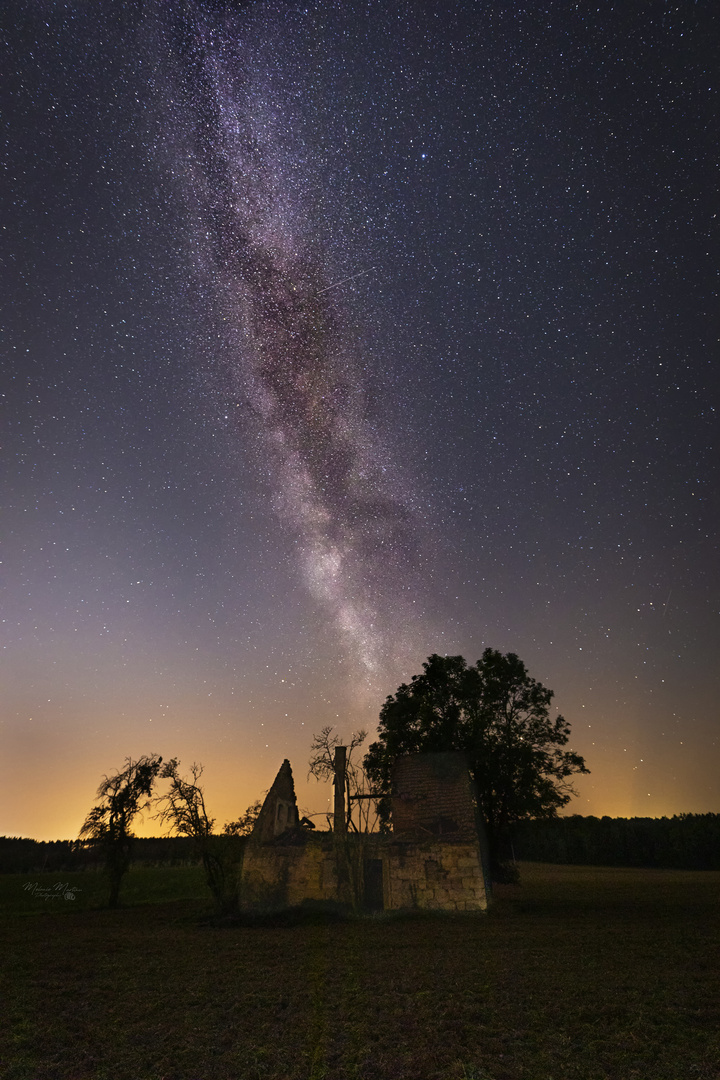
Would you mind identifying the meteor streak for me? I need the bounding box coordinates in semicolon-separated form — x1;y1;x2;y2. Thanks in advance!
316;267;376;296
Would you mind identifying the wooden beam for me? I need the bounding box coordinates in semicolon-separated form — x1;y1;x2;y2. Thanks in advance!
333;746;347;834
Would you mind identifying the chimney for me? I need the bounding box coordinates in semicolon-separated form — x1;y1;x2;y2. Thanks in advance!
333;745;347;834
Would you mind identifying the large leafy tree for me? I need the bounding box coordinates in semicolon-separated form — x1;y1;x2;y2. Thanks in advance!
364;651;589;879
79;754;163;907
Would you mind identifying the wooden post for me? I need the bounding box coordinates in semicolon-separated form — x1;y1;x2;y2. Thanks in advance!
333;745;347;834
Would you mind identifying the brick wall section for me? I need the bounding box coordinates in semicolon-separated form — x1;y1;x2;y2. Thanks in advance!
392;752;479;839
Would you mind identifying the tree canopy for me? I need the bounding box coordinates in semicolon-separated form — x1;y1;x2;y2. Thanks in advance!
79;753;163;906
364;650;589;878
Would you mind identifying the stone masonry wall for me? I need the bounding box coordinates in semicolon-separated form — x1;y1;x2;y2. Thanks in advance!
384;841;488;911
242;842;340;909
241;836;488;913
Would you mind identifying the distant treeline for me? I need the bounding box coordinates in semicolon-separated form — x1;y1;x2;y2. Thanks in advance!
0;836;201;874
4;814;720;873
511;814;720;871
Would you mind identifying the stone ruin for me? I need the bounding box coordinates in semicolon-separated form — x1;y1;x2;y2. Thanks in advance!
240;750;491;913
250;759;300;842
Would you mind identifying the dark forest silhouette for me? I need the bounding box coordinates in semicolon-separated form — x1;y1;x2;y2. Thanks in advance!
3;814;719;874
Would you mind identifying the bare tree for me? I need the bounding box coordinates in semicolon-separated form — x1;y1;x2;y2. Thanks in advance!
308;727;382;912
223;799;263;837
308;726;380;833
79;754;163;907
156;760;215;836
155;760;243;916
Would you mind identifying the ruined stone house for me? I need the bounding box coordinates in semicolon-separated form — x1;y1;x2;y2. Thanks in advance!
240;750;491;912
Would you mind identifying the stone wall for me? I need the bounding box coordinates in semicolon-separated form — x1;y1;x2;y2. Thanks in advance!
252;759;300;843
242;839;340;909
240;834;489;913
383;841;488;911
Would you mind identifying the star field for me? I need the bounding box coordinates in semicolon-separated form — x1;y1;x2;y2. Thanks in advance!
2;0;718;840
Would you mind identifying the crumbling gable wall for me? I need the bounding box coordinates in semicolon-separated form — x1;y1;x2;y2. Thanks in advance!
251;759;300;843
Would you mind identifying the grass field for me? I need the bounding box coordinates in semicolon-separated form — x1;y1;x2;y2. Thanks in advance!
1;863;718;1080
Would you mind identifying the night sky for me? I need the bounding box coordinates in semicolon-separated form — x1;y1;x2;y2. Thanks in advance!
3;0;718;842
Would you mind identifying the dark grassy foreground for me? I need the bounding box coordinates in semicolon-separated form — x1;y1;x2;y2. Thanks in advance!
1;864;718;1080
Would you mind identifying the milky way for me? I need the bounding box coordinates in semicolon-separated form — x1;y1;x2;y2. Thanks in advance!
148;2;422;682
3;0;717;839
